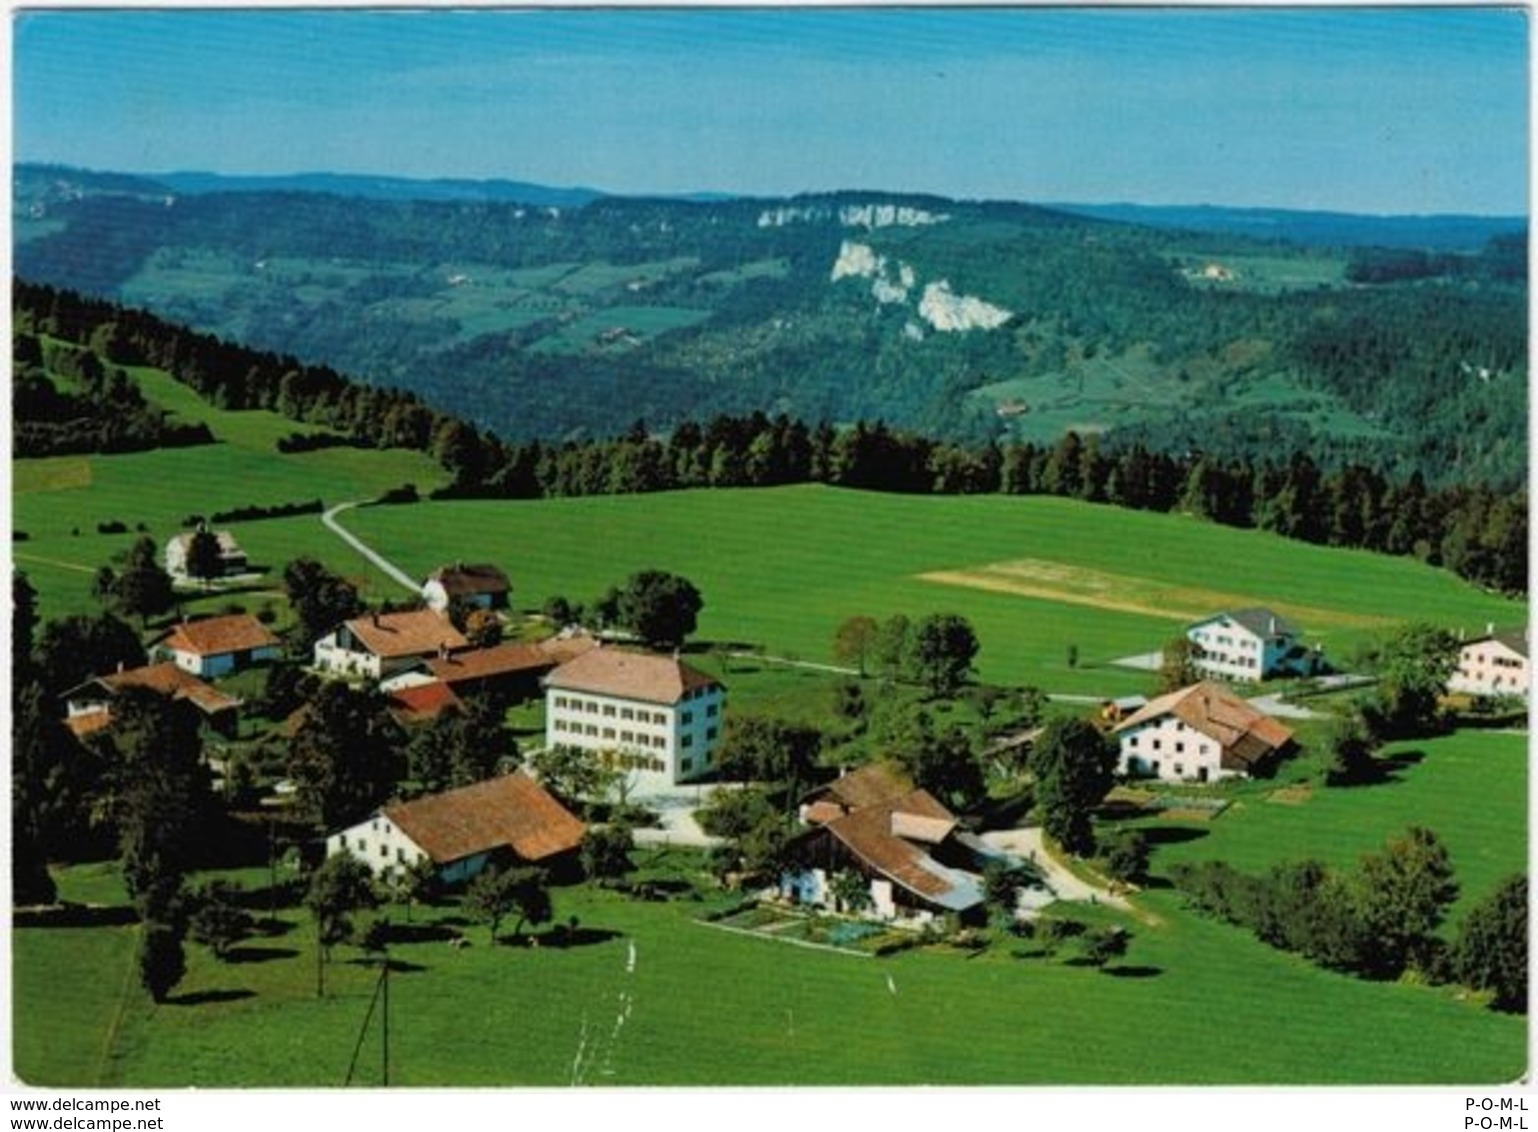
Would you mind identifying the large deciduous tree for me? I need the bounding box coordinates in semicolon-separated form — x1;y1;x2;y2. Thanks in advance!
1030;718;1117;857
1353;825;1459;978
406;697;515;796
466;864;551;944
304;853;381;997
527;744;620;816
832;615;880;677
34;611;143;696
184;527;225;589
287;683;404;830
1363;622;1459;739
1454;874;1527;1013
615;569;703;650
718;716;824;804
112;536;176;627
281;556;365;649
909;613;980;698
104;688;214;922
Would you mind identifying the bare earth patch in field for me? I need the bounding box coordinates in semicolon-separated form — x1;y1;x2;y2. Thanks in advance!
917;557;1395;629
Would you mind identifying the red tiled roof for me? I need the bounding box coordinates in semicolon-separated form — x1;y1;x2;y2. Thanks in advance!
382;772;585;866
822;788;966;902
821;763;914;811
69;662;242;720
535;630;600;666
161;614;280;658
66;710;113;738
388;681;464;724
426;642;554;685
345;610;469;660
544;647;720;705
1113;681;1294;770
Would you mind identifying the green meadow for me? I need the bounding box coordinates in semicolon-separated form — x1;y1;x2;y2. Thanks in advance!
10;369;1529;1087
11;362;448;620
16;739;1528;1092
340;485;1522;695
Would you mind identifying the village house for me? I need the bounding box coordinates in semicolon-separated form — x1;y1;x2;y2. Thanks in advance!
153;613;283;678
421;563;512;614
542;647;725;786
163;528;247;580
1448;626;1530;701
326;771;585;885
313;609;470;681
1114;681;1294;783
62;661;242;738
381;630;599;704
781;764;988;924
1184;607;1318;683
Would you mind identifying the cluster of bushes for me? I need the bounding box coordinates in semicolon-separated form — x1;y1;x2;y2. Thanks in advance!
1170;830;1526;1012
274;431;368;454
187;500;325;524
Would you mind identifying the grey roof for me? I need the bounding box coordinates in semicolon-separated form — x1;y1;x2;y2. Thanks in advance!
1191;606;1300;640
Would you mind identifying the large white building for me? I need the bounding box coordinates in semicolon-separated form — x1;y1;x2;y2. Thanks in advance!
542;647;725;786
1449;628;1529;702
1114;681;1294;784
1184;607;1316;683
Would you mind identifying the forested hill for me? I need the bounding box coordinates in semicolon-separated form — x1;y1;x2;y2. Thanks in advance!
14;163;1527;488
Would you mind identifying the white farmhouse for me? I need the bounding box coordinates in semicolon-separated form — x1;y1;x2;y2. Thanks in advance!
326;771;585;885
1449;627;1530;701
154;613;282;678
421;563;512;614
542;647;725;786
313;609;470;681
164;529;247;580
1114;681;1294;784
1184;607;1315;683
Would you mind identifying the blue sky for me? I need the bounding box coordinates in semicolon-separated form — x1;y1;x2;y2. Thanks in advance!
12;6;1530;214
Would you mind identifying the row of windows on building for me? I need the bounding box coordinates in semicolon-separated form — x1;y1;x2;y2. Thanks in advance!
551;696;673;724
1125;733;1214;757
552;719;671;748
337;834;414;865
550;719;720;747
1193;632;1261;653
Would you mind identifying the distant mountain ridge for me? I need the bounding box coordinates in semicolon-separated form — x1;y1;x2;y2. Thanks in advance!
1046;202;1525;252
12;163;1527;489
16;164;1523;249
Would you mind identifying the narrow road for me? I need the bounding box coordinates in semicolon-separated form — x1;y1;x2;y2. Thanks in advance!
320;501;420;593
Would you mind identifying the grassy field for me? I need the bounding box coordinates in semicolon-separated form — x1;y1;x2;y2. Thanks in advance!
15;770;1526;1090
10;369;1529;1087
11;361;448;621
339;485;1522;695
1150;730;1528;924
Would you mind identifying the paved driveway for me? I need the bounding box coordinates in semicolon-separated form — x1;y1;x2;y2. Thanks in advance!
979;826;1133;915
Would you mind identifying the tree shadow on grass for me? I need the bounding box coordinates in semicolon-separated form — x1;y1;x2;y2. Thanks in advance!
1141;826;1210;847
1101;964;1163;979
342;957;429;974
224;945;300;964
383;922;460;945
13;903;138;929
1329;750;1425;789
542;926;623;949
171;989;256;1007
